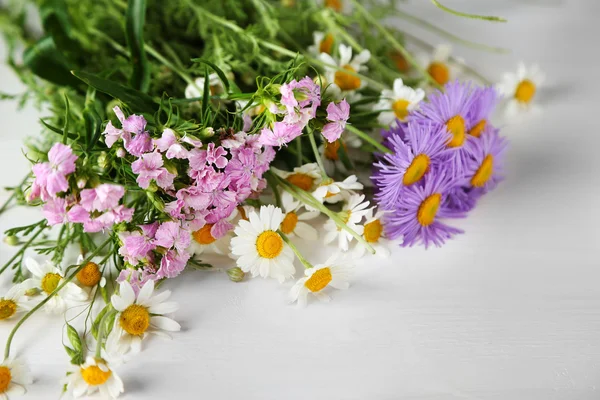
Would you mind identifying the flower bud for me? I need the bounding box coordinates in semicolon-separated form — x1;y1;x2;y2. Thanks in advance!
77;177;87;189
227;267;245;282
116;148;126;158
25;287;39;297
97;151;109;170
3;235;19;246
199;127;215;139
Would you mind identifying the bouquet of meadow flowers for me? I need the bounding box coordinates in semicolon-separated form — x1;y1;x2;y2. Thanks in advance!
0;0;544;397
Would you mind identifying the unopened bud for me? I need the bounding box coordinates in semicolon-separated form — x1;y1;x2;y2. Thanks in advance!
77;177;87;189
3;235;19;246
199;127;214;139
116;148;126;158
25;287;39;297
97;151;109;170
227;267;245;282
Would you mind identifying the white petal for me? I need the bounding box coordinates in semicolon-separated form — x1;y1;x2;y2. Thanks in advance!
136;279;155;306
294;222;318;241
150;316;181;331
149;301;179;315
118;281;135;306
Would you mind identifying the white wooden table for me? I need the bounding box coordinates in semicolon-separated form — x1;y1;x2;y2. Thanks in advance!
1;1;599;399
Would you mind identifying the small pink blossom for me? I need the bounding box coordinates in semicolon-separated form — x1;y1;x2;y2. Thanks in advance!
43;197;68;225
211;218;234;239
80;184;125;212
131;152;174;190
258;122;302;147
157;250;191;279
154;128;194;159
114;106;147;135
154;221;191;252
188;143;228;170
322;99;350;143
125;131;153;156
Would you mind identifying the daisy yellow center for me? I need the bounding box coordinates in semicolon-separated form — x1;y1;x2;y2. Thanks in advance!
427;62;450;85
0;299;17;320
515;79;536;103
469;119;486;138
324;140;342;161
77;262;102;287
334;65;361;91
286;173;315;191
403;154;430;186
120;304;150;336
0;366;11;393
363;219;383;243
417;193;442;227
41;272;62;294
325;0;342;12
471;154;494;188
445;115;466;148
280;212;298;235
320;33;334;54
304;267;332;292
390;51;410;72
256;231;284;259
80;365;112;386
392;99;411;120
192;224;216;245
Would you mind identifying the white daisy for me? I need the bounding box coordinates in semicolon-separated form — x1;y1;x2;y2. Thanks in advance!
279;192;319;240
189;224;232;257
308;31;335;56
289;253;352;307
416;44;462;86
230;205;296;283
312;175;363;205
185;73;224;98
374;78;425;125
0;357;32;398
496;63;545;117
273;163;323;192
323;193;371;251
319;44;371;98
64;357;124;399
0;284;32;321
106;280;180;358
22;258;88;314
352;209;391;259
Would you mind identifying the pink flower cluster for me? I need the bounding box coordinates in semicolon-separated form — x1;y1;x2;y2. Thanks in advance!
29;143;133;231
259;77;350;146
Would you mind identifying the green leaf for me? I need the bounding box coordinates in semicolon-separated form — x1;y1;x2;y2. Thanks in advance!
39;0;81;58
201;65;210;117
66;323;82;353
125;0;150;92
40;119;78;140
23;36;80;88
191;58;231;92
83;88;102;151
71;70;157;113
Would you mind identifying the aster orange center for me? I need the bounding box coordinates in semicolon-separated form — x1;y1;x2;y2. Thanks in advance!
256;231;284;259
80;365;112;386
0;299;17;320
417;193;442;227
193;224;216;245
446;115;466;148
77;262;102;287
469;120;486;138
120;304;150;336
515;79;536;103
304;267;333;292
287;173;315;191
0;366;11;393
334;65;361;91
280;212;298;235
320;33;334;54
471;154;494;188
403;154;430;186
364;219;383;243
427;62;450;85
392;99;411;120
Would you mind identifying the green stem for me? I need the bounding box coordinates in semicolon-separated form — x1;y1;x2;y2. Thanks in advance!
0;221;47;275
0;174;30;216
350;0;442;89
278;230;314;270
296;137;303;167
345;125;391;154
307;128;327;178
431;0;507;22
94;306;114;359
4;237;112;359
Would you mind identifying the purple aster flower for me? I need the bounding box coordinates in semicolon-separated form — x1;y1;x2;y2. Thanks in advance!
373;122;451;210
384;170;464;248
322;99;350;143
466;86;500;138
79;183;125;212
463;127;508;193
444;186;481;213
258;122;303;147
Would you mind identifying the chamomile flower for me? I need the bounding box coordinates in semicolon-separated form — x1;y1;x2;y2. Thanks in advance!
22;258;88;314
0;284;31;321
374;78;425;125
273;163;323;192
106;280;180;358
64;357;124;399
353;209;391;258
308;31;335;56
0;358;32;398
323;194;371;251
289;254;352;307
230;205;296;282
496;63;545;117
74;255;107;296
279;192;319;240
312;175;363;204
417;44;462;86
189;223;233;256
319;44;371;98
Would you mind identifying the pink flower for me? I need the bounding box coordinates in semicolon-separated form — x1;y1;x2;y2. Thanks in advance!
82;205;134;233
322;99;350;142
80;184;125;212
102;121;127;148
154;221;191;252
211;218;234;239
154;128;195;159
103;106;147;148
131;152;175;190
113;106;147;135
43;197;68;225
157;250;191;279
125;131;153;156
188;143;228;170
258;122;302;147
